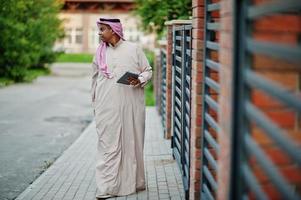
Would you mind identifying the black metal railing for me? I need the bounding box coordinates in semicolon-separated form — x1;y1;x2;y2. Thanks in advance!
160;49;167;134
171;24;192;199
200;1;221;199
231;0;301;199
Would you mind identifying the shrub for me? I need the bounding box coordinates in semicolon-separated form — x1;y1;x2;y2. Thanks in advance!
134;0;192;37
0;0;63;81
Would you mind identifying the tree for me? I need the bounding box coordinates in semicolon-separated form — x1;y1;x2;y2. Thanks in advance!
0;0;63;81
134;0;192;37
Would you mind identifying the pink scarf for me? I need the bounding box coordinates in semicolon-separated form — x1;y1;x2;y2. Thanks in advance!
96;18;124;78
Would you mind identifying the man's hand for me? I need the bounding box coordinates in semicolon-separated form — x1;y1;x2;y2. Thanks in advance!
127;77;140;86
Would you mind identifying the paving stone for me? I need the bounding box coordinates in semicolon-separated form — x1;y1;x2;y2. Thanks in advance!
16;108;184;200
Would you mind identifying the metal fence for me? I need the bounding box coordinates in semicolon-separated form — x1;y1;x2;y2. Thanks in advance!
200;1;221;199
171;24;192;199
231;1;301;199
160;49;167;134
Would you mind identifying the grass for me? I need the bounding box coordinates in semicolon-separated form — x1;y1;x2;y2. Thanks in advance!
143;49;155;106
57;49;153;63
145;82;155;106
56;53;93;63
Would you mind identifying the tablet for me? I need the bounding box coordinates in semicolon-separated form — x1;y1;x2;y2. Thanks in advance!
116;71;139;85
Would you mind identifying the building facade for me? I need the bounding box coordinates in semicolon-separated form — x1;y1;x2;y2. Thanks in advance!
55;0;155;53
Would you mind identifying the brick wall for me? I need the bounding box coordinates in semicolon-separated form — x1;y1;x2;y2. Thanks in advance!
190;0;205;199
155;45;162;113
164;24;174;139
217;0;234;199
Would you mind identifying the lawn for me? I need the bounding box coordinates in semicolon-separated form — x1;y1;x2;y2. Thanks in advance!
56;53;93;63
144;82;155;106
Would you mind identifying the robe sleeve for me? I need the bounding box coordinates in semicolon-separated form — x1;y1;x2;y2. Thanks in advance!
91;56;98;102
136;46;153;87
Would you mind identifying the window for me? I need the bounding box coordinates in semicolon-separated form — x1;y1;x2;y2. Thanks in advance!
75;28;83;44
90;28;96;45
65;28;72;44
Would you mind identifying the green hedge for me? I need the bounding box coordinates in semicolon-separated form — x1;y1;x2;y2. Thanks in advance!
0;0;63;82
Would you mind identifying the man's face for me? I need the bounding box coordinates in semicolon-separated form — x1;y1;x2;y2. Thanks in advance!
98;24;113;42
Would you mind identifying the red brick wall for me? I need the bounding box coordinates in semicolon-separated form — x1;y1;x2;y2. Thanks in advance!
190;0;205;199
217;0;234;199
155;47;162;113
164;24;173;139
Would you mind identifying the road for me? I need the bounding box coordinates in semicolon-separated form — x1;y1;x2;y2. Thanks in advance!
0;63;93;200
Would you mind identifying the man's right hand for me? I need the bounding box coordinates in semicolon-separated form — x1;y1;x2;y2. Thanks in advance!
127;77;140;86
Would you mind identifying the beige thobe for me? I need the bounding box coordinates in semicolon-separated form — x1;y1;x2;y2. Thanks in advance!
91;40;152;197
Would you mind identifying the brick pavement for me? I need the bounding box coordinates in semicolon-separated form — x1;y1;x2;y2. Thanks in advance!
16;107;184;200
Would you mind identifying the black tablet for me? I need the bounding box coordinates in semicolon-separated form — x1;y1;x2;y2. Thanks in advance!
116;71;139;85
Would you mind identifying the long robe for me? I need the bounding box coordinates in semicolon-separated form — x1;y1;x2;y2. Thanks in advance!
91;40;152;197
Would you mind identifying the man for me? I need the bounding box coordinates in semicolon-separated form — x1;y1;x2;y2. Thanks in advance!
91;18;152;199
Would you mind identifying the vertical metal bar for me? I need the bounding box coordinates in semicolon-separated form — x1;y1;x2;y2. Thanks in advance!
231;0;301;199
188;25;192;199
240;0;253;197
183;25;192;200
297;77;301;130
161;50;163;115
180;26;190;197
158;51;162;111
230;0;247;198
182;25;187;193
161;50;167;135
201;0;210;198
184;25;189;199
180;26;185;175
230;0;257;199
171;27;176;150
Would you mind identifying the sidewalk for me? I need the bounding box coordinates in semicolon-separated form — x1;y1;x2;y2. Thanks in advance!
16;107;185;200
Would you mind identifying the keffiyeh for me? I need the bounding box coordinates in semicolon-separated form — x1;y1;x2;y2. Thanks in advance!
95;18;125;78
